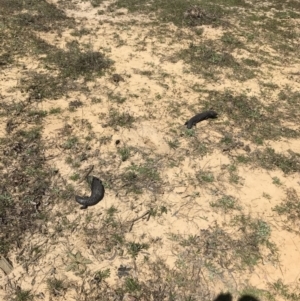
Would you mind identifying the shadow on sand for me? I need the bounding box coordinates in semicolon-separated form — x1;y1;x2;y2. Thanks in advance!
214;293;260;301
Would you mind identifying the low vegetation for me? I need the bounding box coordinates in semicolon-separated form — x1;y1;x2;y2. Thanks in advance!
1;0;299;300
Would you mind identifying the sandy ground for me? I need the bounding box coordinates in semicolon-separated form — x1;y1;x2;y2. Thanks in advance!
1;1;300;300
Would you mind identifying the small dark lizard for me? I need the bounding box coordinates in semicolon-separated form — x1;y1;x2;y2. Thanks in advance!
185;110;218;129
75;176;105;209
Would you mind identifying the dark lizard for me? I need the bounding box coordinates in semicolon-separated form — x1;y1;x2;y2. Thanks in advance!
75;176;105;209
185;110;218;129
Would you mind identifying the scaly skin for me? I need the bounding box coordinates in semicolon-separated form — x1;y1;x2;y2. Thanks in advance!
75;176;105;209
185;110;218;129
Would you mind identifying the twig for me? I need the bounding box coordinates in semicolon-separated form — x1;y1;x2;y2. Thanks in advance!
78;165;94;184
0;256;13;275
129;210;151;232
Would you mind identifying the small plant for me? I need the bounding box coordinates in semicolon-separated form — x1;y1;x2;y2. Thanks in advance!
229;215;277;267
179;234;199;247
167;101;183;117
71;27;91;37
65;156;81;168
188;136;209;157
236;216;271;245
69;173;80;181
147;206;168;218
270;279;300;301
196;170;214;183
185;129;196;137
167;138;180;149
94;269;111;283
90;0;103;8
27;109;47;119
221;32;243;49
85;135;93;141
272;176;282;186
11;288;33;301
104;206;119;225
58;184;75;200
68;100;83;111
118;146;131;161
49;107;62;114
160;205;168;215
227;165;241;184
91;97;102;103
126;242;149;259
125;277;141;292
107;109;135;128
106;205;118;216
66;251;92;274
0;52;13;66
62;136;79;149
263;192;271;199
18;127;41;141
220;134;234;145
273;188;300;232
155;93;162;100
236;155;251;164
108;92;127;104
210;196;241;213
243;58;260;67
254;220;271;244
121;161;161;194
99;135;112;145
47;278;66;296
241;286;274;301
112;233;124;245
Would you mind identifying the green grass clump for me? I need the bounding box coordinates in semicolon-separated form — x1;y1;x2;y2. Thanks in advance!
45;41;113;80
270;279;300;301
273;188;300;233
107;109;135;128
20;73;69;101
201;90;299;144
254;148;300;174
112;0;229;27
210;195;241;213
118;146;132;161
10;288;34;301
196;170;215;183
47;278;67;296
126;242;149;259
0;125;51;256
121;161;161;194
